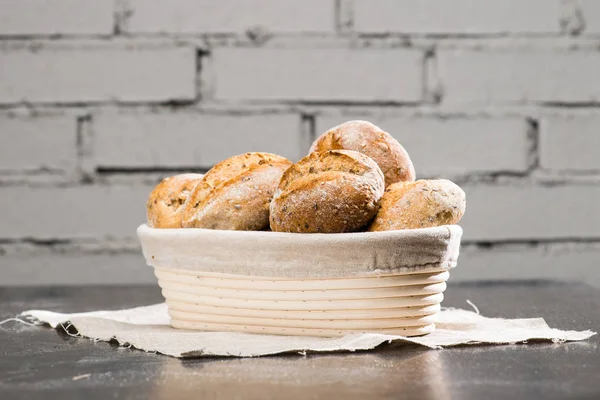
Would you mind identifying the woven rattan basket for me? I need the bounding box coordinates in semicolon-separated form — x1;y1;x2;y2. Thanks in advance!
138;224;462;337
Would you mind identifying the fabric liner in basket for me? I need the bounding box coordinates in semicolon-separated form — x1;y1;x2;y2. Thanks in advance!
138;224;461;278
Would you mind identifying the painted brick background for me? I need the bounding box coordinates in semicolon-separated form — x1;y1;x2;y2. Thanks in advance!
93;112;308;168
0;114;77;174
211;48;423;102
123;0;335;34
0;0;599;286
0;0;113;36
437;50;600;104
353;0;559;34
317;115;532;177
540;116;600;171
0;46;197;104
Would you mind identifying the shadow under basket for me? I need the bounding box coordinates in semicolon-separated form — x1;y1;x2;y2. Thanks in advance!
137;224;462;338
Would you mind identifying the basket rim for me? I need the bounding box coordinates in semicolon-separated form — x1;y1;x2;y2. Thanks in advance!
137;224;463;279
138;223;462;240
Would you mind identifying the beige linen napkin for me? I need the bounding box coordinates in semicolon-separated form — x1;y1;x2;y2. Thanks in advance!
21;303;595;358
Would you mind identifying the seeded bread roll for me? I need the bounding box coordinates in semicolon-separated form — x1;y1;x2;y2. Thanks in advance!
146;174;205;229
368;179;466;231
182;152;292;231
310;120;415;187
270;150;385;233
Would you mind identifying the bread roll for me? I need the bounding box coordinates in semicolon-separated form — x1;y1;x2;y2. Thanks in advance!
147;174;205;229
270;150;385;233
182;152;292;230
368;179;466;231
310;120;415;187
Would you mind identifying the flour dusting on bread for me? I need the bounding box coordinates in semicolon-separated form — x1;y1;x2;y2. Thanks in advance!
310;120;415;187
146;120;466;234
270;150;384;233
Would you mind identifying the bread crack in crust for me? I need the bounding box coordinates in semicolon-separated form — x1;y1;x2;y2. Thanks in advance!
270;150;385;233
182;152;292;231
310;120;415;187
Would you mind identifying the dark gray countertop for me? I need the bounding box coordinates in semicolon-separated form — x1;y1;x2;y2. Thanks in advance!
1;281;599;400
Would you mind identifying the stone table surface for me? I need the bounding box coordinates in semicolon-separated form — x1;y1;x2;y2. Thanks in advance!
1;281;598;400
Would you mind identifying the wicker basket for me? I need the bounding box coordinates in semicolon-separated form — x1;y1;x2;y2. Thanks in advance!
138;224;462;337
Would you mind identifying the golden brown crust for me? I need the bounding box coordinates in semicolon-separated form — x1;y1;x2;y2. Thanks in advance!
146;173;205;229
310;120;416;187
368;179;466;231
270;150;385;233
182;152;292;230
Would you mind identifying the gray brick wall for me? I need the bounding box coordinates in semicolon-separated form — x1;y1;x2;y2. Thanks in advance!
0;0;599;286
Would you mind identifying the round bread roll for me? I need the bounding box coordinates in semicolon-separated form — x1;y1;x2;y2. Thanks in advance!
368;179;466;231
270;150;385;233
182;152;292;231
310;120;415;187
147;173;205;229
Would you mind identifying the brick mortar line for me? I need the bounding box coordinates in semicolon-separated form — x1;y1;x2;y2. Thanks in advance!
0;179;156;188
0;37;198;49
2;238;600;255
5;102;600;114
5;104;600;118
462;238;600;248
76;114;94;182
452;173;600;186
300;113;317;149
525;118;540;172
2;173;600;189
335;0;354;34
2;35;600;50
2;168;600;189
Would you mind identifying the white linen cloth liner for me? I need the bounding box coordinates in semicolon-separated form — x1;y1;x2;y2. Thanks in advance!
22;304;595;358
137;224;462;278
